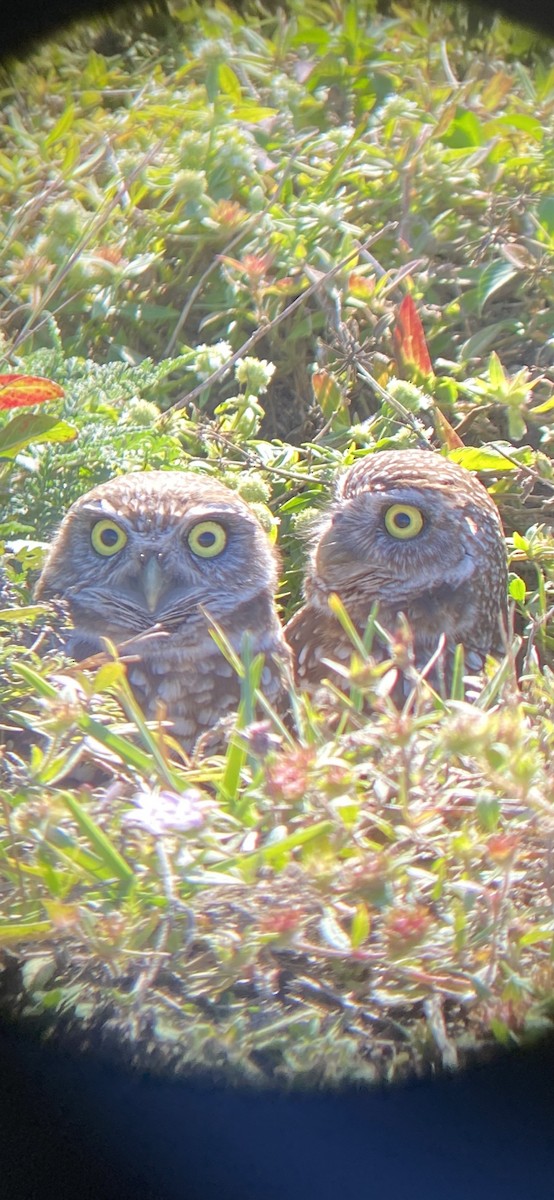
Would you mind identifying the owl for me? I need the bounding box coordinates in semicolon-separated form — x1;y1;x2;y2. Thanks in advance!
35;470;291;752
286;449;507;695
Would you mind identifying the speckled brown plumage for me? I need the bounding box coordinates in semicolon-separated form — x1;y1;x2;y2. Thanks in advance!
36;471;291;751
286;449;507;695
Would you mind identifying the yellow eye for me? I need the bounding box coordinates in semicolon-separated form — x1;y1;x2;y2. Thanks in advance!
90;519;128;556
384;504;424;540
188;520;227;558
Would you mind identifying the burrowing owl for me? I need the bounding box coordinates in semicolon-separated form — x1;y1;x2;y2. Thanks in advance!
36;471;291;751
286;449;507;693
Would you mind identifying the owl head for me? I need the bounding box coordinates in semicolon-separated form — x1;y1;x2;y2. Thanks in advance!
304;449;505;610
36;470;279;644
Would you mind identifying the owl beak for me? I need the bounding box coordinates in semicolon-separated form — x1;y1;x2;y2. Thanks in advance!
140;555;167;613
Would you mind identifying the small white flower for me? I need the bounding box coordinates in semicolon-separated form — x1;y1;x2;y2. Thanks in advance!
235;357;275;394
194;341;233;380
123;787;207;837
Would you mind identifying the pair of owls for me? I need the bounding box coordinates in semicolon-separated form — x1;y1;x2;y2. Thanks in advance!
36;451;507;751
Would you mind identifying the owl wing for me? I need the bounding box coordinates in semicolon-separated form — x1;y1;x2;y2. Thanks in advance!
285;603;353;688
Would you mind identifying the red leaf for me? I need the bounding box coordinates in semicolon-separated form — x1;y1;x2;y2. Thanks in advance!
0;375;64;410
393;296;433;376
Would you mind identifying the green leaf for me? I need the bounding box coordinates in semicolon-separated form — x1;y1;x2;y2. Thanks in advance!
77;713;165;775
441;109;484;148
0;604;48;623
47;834;120;883
350;902;370;948
449;644;465;701
312;370;344;420
327;593;369;658
488;352;506;389
13;662;58;698
93;661;128;692
343;2;359;46
60;792;135;888
0;413;76;457
0;921;53;944
507;409;526;441
475;644;521;710
519;927;554;947
489;1018;514;1046
537;197;554;239
231;105;278;122
448;447;517;471
476;794;501;832
529;394;554;416
476;262;519;313
509;577;526;603
280;493;323;513
219;735;246;804
207;621;244;678
492;113;542;138
218;63;242;103
235;821;333;870
461;321;522;361
44;103;76;147
34;745;87;786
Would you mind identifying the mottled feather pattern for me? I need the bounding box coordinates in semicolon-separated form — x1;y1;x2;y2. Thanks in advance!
36;453;508;748
36;471;292;752
285;450;507;695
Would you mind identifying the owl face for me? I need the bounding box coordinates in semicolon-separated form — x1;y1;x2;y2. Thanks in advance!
36;471;278;642
307;450;504;609
36;470;291;751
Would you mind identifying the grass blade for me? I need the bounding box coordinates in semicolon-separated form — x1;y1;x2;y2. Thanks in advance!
60;791;135;889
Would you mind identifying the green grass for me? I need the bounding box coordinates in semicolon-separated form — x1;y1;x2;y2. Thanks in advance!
0;0;553;1087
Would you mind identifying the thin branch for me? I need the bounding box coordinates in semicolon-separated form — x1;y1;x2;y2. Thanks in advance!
354;361;434;449
164;134;314;357
160;223;398;421
7;138;166;356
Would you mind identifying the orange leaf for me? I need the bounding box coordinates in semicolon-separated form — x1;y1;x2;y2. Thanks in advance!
0;374;65;409
393;296;433;376
434;406;465;450
348;271;375;298
480;72;514;111
312;370;341;407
